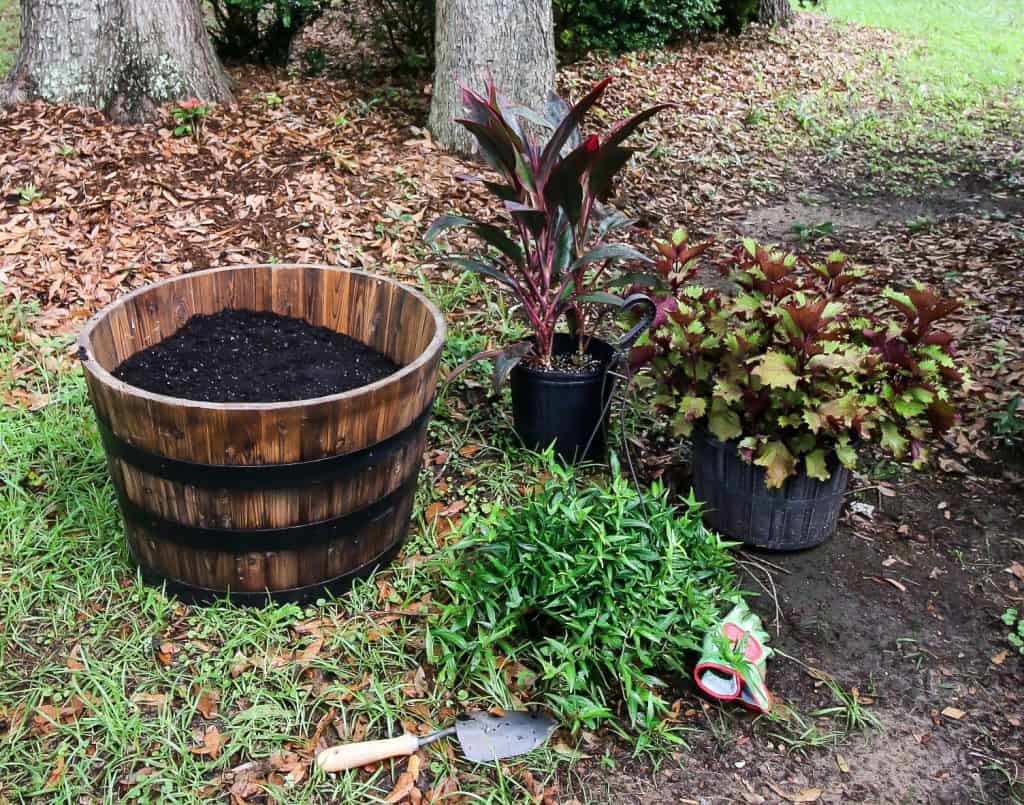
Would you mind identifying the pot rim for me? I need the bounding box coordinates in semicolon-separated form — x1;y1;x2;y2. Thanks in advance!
513;333;615;382
77;263;447;412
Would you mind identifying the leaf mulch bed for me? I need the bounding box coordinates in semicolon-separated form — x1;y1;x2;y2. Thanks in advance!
1;8;1022;804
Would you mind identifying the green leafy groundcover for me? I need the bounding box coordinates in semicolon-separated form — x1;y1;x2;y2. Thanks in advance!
422;457;742;739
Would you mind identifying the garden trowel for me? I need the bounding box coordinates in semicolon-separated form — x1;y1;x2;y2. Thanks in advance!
317;710;557;772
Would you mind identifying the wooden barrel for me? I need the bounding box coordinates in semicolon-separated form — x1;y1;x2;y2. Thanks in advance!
78;264;446;604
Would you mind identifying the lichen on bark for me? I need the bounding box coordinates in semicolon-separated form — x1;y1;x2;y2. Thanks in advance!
3;0;232;123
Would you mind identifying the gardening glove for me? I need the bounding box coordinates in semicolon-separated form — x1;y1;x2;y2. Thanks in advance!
694;601;773;713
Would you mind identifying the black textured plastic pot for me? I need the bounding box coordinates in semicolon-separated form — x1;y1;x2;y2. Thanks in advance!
510;333;617;463
691;427;850;550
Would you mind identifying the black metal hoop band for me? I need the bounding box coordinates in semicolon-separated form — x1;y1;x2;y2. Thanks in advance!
134;539;407;606
114;471;418;552
96;401;433;490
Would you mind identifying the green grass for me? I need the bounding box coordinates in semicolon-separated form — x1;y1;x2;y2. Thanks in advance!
0;304;573;802
0;0;16;76
820;0;1024;104
748;0;1024;194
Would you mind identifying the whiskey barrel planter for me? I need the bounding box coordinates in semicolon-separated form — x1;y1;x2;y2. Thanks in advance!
78;264;446;604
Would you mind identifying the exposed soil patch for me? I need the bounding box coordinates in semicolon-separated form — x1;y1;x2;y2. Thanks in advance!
112;309;400;402
565;460;1024;804
737;178;1024;243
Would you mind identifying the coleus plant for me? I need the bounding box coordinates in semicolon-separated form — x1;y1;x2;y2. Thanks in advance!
426;78;669;377
635;232;970;487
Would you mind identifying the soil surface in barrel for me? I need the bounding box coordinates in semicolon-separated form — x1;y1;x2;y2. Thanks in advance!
112;309;401;402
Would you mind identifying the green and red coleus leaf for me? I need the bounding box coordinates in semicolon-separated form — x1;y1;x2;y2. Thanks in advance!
640;235;969;487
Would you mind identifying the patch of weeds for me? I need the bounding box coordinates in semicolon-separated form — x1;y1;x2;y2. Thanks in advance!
170;98;210;142
304;46;327;75
790;220;835;242
16;183;42;205
743;104;768;127
1002;609;1024;657
991;395;1024;448
981;756;1024;804
812;679;883;733
905;214;934;234
409;456;741;757
764;706;842;758
264;92;284;108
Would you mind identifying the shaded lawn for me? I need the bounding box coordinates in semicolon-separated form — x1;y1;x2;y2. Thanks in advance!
820;0;1024;104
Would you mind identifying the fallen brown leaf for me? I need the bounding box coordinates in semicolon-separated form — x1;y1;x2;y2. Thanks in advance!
45;756;65;788
131;692;168;708
766;784;822;803
385;754;421;803
191;726;226;759
196;688;219;719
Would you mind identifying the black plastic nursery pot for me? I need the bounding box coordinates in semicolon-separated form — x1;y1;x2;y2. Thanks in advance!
691;427;851;551
510;333;617;463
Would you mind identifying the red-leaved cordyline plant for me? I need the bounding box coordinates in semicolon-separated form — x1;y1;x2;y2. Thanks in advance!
426;78;670;378
635;232;971;487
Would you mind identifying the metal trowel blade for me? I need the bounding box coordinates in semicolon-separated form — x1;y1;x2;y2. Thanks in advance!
454;710;557;762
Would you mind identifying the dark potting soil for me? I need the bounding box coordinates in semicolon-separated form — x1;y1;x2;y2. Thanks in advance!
542;352;604;374
112;309;401;402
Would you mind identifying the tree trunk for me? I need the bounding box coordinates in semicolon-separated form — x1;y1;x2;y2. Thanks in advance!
3;0;233;123
429;0;555;155
759;0;795;27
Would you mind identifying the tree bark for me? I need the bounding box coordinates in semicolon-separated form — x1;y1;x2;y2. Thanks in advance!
759;0;795;27
429;0;555;156
3;0;233;123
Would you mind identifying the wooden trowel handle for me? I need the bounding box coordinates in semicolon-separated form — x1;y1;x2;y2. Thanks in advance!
317;734;420;772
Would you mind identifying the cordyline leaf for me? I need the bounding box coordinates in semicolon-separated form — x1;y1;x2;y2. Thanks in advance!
504;200;546;237
587;145;637;202
553;216;574;275
445;257;517;291
444;341;534;390
544;134;599;225
493;342;534;394
576;291;625;307
570;243;652;272
597;213;638;240
750;352;800;390
602;104;674;151
754;440;797;488
538;77;613;183
455;118;517;178
483;180;521;203
459;85;492;126
454;174;521;203
508;102;556;132
425;215;525;266
514;149;536;192
604;272;667;290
